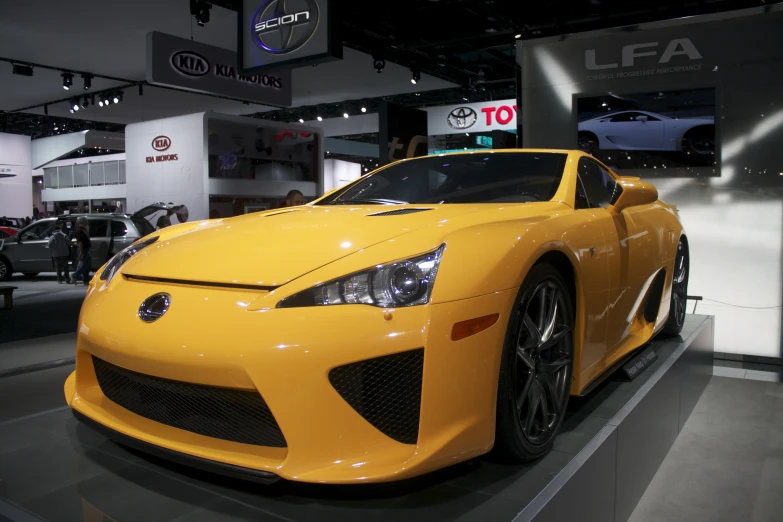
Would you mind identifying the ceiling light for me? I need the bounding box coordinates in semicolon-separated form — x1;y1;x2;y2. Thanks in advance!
191;0;212;26
82;73;92;91
466;132;470;136
317;116;323;121
62;72;73;90
80;96;90;110
70;99;79;112
410;68;421;84
98;99;104;107
373;57;385;74
53;126;58;131
515;33;522;39
343;112;349;118
361;107;367;113
299;118;304;123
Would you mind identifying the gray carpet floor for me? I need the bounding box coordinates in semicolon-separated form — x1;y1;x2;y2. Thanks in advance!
629;376;783;522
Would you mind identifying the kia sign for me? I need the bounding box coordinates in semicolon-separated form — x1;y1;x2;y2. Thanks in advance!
239;0;341;74
152;136;171;151
146;32;292;106
427;100;518;135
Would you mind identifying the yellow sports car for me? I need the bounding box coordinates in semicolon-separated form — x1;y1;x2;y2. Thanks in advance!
64;149;688;484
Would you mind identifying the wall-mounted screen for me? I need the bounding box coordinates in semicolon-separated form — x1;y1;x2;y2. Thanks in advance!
576;88;717;176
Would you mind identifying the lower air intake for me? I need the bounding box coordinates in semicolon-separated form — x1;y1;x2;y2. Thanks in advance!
328;349;424;444
92;356;287;447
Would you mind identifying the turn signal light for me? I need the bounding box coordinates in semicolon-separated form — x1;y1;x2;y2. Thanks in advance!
451;314;500;341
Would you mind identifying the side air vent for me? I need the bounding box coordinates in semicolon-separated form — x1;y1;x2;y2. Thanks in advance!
367;208;433;217
329;349;424;444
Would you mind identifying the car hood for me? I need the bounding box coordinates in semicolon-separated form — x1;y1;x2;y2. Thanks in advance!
123;204;521;287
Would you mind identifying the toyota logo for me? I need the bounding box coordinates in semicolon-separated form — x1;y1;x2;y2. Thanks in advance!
252;0;319;55
138;293;172;323
447;107;478;129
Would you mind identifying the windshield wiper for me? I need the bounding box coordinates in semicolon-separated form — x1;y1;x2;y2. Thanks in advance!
331;198;408;205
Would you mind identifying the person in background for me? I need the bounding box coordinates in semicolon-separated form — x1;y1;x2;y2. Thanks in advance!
24;216;31;227
282;189;305;208
70;216;91;286
48;224;72;284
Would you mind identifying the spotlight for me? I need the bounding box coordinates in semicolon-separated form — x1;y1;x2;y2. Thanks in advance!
410;69;421;85
69;98;79;112
191;0;212;27
373;57;385;74
113;92;122;104
82;73;92;90
299;118;304;123
62;72;73;90
361;107;367;113
80;96;90;109
98;97;104;107
317;116;323;121
343;112;349;118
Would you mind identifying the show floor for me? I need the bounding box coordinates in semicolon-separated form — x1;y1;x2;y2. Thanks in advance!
0;307;781;521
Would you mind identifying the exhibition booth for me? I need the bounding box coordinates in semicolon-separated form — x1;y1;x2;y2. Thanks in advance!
519;6;783;361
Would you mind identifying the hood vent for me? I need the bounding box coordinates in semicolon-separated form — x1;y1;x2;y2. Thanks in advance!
367;208;433;217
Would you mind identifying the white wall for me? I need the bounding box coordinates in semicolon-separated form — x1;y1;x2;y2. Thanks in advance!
208;178;316;198
41;184;127;203
31;131;89;169
323;159;361;193
125;112;208;221
0;132;33;218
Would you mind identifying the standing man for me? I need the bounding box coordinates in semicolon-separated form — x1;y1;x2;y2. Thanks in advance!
48;224;71;284
71;217;92;286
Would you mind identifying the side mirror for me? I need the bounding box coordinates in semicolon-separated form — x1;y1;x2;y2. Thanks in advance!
636;115;648;123
609;179;658;213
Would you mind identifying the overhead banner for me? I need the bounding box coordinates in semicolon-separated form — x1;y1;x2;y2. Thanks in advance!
379;103;428;165
146;31;292;107
238;0;342;74
425;99;518;135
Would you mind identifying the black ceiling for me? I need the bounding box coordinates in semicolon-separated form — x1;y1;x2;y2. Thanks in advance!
2;0;776;139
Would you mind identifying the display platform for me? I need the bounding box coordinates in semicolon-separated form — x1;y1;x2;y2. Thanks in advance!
0;315;713;522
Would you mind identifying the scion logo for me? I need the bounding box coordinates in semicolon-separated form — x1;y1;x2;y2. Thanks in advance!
171;50;210;77
447;107;478;130
152;136;171;151
252;0;319;55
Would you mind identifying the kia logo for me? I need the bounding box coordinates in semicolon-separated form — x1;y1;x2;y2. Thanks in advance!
152;136;171;151
447;107;478;130
171;50;210;77
252;0;319;55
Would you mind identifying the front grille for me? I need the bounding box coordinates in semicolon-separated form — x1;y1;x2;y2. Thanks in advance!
328;349;424;444
92;356;286;447
367;208;433;216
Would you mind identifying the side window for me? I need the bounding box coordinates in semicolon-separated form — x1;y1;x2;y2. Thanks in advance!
88;219;108;238
20;221;55;241
575;177;590;210
609;112;638;122
111;220;128;237
577;158;617;209
0;230;8;239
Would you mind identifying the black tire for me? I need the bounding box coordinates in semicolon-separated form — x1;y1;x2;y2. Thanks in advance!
578;131;599;154
660;238;689;337
0;256;11;281
682;126;714;155
22;272;40;277
494;263;575;462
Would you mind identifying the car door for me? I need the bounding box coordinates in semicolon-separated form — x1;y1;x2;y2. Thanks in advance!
110;219;134;256
577;158;662;353
13;221;57;272
604;112;664;150
88;219;110;269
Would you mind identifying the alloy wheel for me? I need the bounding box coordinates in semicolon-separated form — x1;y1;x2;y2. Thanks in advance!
0;260;6;279
671;241;688;328
513;281;572;445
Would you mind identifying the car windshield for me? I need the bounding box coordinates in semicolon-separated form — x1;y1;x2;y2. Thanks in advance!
318;152;568;205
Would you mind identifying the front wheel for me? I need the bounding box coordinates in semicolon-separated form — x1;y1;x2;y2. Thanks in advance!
0;256;12;281
494;263;575;462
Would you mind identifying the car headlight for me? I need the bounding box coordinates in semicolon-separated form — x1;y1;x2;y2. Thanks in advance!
100;236;159;283
277;245;445;308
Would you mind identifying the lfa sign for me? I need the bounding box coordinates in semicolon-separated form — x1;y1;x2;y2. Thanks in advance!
586;38;702;70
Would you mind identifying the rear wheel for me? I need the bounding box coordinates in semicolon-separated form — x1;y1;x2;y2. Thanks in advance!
495;263;574;462
682;126;714;155
0;256;12;281
661;238;689;337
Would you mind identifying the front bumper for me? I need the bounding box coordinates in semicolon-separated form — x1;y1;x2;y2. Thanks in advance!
65;278;515;483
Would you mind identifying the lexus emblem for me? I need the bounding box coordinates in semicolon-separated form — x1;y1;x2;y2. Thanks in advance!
252;0;319;55
138;293;172;323
447;107;478;129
